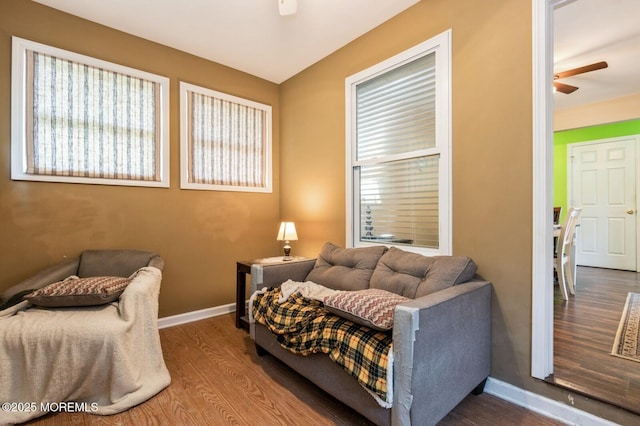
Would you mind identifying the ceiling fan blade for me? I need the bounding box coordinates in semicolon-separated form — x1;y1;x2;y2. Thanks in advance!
555;61;608;79
554;81;579;94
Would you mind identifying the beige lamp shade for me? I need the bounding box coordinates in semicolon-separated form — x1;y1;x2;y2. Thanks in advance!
277;222;298;260
276;222;298;241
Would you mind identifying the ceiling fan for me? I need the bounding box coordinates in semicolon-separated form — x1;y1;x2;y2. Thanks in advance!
553;61;608;94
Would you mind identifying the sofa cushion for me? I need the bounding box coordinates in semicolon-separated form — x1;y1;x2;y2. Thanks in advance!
323;288;410;331
305;242;387;291
370;247;477;298
25;276;132;307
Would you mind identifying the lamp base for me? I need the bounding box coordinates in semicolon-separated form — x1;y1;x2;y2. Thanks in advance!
283;242;292;261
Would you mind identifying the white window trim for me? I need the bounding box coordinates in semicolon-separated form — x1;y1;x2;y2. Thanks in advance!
10;36;170;188
345;29;452;256
179;82;273;193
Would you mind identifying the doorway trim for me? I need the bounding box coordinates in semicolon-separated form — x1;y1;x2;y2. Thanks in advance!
532;0;581;380
531;0;568;380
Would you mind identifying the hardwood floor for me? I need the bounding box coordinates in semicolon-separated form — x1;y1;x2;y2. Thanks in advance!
550;266;640;414
25;313;563;425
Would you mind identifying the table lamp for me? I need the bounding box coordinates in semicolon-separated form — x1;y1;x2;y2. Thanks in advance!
276;222;298;261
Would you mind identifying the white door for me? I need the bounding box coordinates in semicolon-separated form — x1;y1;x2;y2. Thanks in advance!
569;137;638;271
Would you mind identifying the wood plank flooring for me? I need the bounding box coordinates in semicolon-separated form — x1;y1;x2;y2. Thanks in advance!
550;266;640;414
25;313;563;425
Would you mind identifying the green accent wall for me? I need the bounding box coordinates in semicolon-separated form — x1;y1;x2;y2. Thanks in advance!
553;119;640;222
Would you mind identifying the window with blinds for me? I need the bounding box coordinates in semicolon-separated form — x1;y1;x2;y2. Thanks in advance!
11;37;170;187
346;30;451;255
180;82;272;193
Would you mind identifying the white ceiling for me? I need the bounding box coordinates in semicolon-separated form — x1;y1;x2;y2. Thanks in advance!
554;0;640;111
32;0;640;112
33;0;419;84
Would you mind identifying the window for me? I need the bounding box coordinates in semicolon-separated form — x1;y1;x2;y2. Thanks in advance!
180;82;272;193
11;37;170;187
346;30;451;255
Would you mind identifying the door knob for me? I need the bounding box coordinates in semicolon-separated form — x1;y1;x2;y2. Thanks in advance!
627;209;635;215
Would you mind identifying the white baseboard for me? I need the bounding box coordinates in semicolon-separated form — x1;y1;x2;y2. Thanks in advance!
157;302;235;329
157;306;617;426
485;377;619;426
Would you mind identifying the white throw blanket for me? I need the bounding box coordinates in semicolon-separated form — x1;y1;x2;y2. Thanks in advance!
277;279;338;303
0;267;171;425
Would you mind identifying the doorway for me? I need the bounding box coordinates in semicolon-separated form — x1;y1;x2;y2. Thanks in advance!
568;136;639;271
533;0;640;411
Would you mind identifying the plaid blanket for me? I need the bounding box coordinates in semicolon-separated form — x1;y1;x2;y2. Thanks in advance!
251;287;392;405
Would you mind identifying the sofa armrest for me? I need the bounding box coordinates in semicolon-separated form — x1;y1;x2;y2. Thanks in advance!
1;258;80;304
250;259;316;293
392;280;492;426
118;267;163;324
147;255;165;271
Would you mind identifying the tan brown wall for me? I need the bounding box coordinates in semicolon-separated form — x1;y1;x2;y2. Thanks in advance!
0;0;281;317
280;0;636;423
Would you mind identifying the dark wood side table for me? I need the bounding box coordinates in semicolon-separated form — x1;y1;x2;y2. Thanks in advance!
235;256;309;331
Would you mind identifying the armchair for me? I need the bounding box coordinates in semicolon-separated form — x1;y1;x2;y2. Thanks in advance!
0;249;171;424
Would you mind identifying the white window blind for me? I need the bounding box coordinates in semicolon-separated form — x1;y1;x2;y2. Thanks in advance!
180;82;272;193
359;157;440;248
356;54;436;159
347;30;451;255
11;37;170;187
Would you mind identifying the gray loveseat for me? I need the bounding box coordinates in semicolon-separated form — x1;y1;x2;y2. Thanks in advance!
249;242;492;426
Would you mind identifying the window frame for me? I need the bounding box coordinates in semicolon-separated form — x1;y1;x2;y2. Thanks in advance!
11;36;170;188
345;29;452;256
179;81;273;193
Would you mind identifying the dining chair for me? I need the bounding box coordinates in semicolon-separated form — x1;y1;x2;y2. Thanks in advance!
554;207;582;300
552;206;563;260
553;206;562;225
